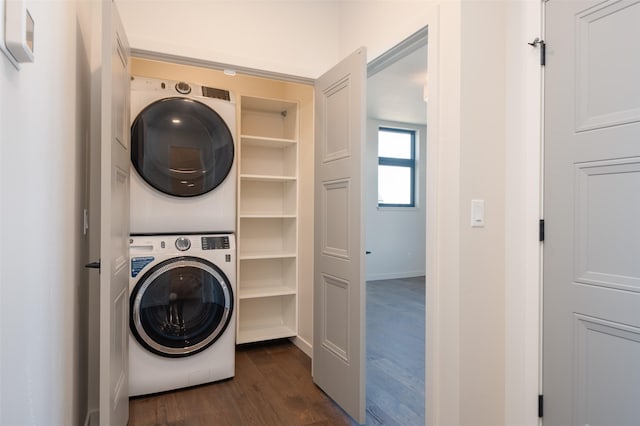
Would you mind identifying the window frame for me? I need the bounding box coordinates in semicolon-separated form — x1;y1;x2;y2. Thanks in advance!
377;126;416;208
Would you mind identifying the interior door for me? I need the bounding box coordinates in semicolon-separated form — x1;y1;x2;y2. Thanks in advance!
313;47;367;424
543;1;640;424
99;2;131;425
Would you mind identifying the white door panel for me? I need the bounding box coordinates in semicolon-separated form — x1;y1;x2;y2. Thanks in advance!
543;1;640;424
313;48;367;424
98;2;131;425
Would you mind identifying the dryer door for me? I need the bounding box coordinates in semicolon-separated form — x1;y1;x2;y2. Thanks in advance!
130;256;233;357
131;97;234;197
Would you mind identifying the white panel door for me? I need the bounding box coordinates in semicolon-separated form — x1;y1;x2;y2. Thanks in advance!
313;48;367;424
99;2;131;425
544;1;640;424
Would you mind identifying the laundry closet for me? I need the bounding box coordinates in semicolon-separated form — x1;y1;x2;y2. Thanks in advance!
130;57;315;357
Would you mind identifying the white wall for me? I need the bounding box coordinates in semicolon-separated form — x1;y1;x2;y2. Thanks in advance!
115;0;341;78
458;3;507;424
339;2;434;63
365;119;426;281
0;1;92;424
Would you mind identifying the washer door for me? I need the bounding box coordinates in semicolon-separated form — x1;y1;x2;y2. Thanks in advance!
131;97;234;197
130;256;233;358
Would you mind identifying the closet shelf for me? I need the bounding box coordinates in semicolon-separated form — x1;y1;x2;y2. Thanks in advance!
241;135;297;148
237;325;296;345
239;286;297;300
239;250;297;260
240;174;297;182
239;213;297;219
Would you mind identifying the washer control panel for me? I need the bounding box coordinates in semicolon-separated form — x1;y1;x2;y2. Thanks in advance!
202;236;230;250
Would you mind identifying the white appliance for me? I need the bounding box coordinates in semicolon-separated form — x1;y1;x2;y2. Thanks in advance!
129;233;236;396
130;77;237;234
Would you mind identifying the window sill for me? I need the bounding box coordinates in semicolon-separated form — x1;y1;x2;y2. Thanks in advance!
377;206;420;212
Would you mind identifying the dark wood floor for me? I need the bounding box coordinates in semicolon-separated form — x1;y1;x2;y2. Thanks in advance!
129;276;425;426
129;340;353;425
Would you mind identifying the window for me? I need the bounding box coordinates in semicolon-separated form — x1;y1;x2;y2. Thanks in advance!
378;127;416;207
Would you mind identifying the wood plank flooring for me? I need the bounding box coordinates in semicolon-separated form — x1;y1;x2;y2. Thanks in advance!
129;276;425;426
366;276;425;425
129;340;353;426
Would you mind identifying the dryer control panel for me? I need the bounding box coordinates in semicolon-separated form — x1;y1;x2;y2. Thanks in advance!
201;236;230;250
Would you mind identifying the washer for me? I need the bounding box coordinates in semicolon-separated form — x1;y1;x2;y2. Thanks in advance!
130;77;237;234
129;233;236;397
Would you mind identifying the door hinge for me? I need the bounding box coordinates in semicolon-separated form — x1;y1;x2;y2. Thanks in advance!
539;219;545;242
528;38;546;66
538;394;544;418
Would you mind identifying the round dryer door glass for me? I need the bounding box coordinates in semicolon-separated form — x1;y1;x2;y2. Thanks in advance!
131;97;234;197
130;257;233;358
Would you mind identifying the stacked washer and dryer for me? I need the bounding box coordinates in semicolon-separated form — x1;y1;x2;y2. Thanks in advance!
128;77;237;397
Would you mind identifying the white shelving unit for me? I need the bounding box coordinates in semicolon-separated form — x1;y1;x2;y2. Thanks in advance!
237;96;299;344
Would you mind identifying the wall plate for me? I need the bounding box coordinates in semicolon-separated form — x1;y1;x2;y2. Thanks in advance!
5;0;34;62
0;0;21;69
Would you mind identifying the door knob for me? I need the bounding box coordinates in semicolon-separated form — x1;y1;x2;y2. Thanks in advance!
85;260;101;270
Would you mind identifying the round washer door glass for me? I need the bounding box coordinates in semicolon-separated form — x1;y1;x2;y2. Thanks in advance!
130;256;233;358
131;97;234;197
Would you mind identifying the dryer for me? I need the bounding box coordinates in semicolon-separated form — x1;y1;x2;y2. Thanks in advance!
130;77;237;234
129;233;236;397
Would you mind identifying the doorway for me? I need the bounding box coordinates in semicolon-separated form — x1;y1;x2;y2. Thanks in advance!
365;30;428;424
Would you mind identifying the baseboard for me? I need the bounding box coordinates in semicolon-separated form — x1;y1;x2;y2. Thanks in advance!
366;271;425;281
84;409;98;426
290;336;312;358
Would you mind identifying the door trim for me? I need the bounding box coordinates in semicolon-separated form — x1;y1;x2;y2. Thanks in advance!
504;2;545;425
367;27;428;78
130;48;315;86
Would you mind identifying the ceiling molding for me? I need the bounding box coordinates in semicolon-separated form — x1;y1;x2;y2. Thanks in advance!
367;26;428;78
131;48;315;86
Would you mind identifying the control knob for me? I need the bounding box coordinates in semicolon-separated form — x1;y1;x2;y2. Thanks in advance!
175;237;191;251
175;81;191;94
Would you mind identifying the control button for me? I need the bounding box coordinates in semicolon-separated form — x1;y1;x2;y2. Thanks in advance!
175;237;191;251
175;81;191;95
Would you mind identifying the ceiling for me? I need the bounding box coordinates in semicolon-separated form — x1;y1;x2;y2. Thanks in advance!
367;44;428;125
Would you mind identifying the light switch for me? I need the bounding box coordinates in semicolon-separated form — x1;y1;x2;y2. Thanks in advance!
471;199;485;228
